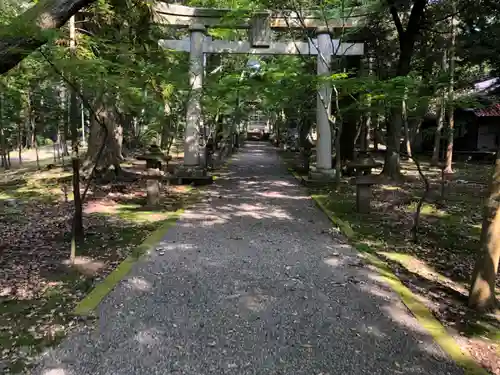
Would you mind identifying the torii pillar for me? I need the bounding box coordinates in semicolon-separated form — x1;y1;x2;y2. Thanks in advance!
183;23;205;171
311;27;335;180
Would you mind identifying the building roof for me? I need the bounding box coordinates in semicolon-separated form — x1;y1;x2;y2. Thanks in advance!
458;77;500;117
474;103;500;117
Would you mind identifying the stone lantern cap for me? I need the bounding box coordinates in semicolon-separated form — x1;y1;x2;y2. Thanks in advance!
137;145;172;163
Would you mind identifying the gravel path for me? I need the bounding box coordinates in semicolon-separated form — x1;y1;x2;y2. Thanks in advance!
34;142;463;375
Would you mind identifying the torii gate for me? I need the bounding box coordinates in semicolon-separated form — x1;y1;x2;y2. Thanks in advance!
153;3;364;178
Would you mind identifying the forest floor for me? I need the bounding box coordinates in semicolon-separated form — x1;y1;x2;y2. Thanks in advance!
0;155;196;373
285;151;500;375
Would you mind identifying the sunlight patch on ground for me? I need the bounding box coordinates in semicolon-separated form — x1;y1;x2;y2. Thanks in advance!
324;257;343;267
239;291;276;313
471;223;482;231
84;200;118;214
183;202;293;224
406;202;449;218
380;185;402;191
359;280;393;302
42;369;68;375
85;201;173;223
118;208;172;223
359;324;388;339
255;191;309;200
379;252;468;296
157;243;196;252
135;328;161;347
380;303;430;337
181;211;229;226
0;191;14;200
125;277;152;292
234;203;292;220
62;256;106;277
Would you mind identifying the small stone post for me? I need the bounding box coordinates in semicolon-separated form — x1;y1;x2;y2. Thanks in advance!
146;169;161;207
184;23;205;168
356;184;371;213
313;27;335;179
355;176;377;213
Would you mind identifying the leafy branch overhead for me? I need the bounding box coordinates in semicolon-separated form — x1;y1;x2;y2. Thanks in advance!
0;0;100;74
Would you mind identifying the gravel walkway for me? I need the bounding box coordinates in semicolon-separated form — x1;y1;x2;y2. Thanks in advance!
34;142;463;375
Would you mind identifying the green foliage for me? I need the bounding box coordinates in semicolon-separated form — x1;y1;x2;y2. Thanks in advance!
0;0;498;154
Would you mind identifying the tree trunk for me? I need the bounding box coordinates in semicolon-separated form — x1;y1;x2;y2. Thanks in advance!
373;115;381;151
383;0;428;179
361;56;373;152
444;2;456;174
56;131;63;163
335;120;343;186
362;112;371;152
402;94;412;160
0;91;8;170
83;104;123;174
468;148;500;311
17;120;22;166
339;116;357;162
35;134;40;169
59;83;69;157
0;0;97;74
432;51;448;166
410;46;437;153
80;102;87;148
69;15;83;254
160;103;173;150
25;90;33;151
382;108;403;178
432;103;446;165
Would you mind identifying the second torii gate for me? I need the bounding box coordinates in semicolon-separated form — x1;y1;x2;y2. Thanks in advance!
154;3;364;178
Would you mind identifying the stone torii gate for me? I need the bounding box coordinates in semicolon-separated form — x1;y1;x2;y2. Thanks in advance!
154;3;364;178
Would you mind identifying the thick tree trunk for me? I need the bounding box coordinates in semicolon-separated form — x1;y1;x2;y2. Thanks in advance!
382;108;403;178
340;115;357;162
469;148;500;311
84;105;123;174
0;0;96;74
383;0;428;179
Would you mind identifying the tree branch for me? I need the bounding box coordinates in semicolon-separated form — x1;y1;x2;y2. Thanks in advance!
389;4;405;39
406;0;428;39
0;0;97;74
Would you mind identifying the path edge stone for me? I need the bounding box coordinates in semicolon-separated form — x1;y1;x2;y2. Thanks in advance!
287;168;490;375
72;209;184;317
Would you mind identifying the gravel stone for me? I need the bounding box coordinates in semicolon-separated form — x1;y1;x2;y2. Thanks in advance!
32;142;463;375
